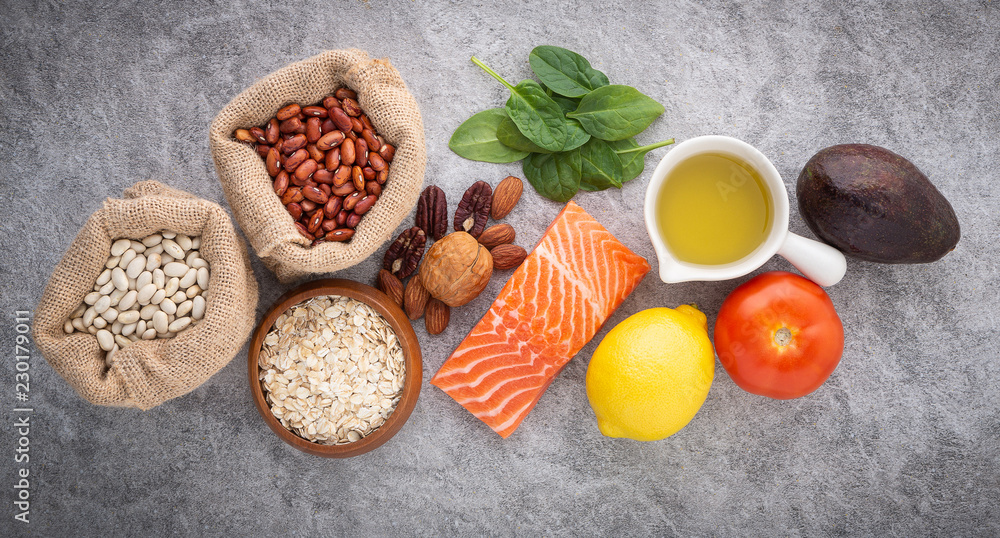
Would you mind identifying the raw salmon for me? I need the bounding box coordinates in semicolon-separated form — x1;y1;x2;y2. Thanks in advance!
430;201;650;438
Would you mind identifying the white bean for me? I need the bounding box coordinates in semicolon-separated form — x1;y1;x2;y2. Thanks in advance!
190;257;209;270
153;268;165;288
180;267;198;289
160;298;177;315
110;239;132;257
151;289;166;305
108;288;127;306
118;290;138;311
100;308;119;322
114;334;132;349
191;295;206;320
164;277;180;297
105;255;121;269
94;295;111;314
93;317;108;329
122;322;137;337
136;271;152;290
145;253;161;271
162;238;184;259
99;280;116;295
142;233;162;247
163;262;188;278
176;299;193;318
126;255;146;279
84;291;102;305
96;268;112;286
97;330;115;351
168;317;192;333
190;236;201;250
118;310;140;324
185;285;202;299
111;267;128;291
130;240;146;253
161;231;176;239
118;249;136;269
196;267;210;290
140;304;159;320
83;306;98;327
147;243;164;255
137;283;157;304
111;320;123;334
72;318;87;332
142;328;157;340
152;311;169;333
175;234;192;251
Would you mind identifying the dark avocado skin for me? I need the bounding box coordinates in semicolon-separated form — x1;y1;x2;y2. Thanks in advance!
796;144;960;263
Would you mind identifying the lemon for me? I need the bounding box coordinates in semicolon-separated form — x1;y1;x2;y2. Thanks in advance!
586;305;715;441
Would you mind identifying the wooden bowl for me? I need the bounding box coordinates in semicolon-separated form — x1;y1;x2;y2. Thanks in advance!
247;278;421;457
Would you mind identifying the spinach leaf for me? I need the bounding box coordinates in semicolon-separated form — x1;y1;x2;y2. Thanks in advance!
522;151;582;203
529;46;610;98
551;94;581;115
567;85;665;141
449;108;530;163
505;79;568;152
561;117;591;152
497;116;553;154
471;57;567;152
609;138;676;182
579;138;623;191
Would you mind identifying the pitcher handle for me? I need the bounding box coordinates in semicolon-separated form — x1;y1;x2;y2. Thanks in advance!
777;232;847;287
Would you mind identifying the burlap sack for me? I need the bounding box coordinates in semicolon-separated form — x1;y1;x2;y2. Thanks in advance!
209;49;426;282
32;181;259;410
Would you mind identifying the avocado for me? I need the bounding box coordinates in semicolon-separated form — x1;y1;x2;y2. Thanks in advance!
796;144;960;263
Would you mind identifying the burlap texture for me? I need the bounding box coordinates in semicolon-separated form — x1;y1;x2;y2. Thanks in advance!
209;49;426;282
32;181;259;410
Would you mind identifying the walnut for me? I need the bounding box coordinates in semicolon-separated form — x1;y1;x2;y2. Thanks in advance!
419;232;493;307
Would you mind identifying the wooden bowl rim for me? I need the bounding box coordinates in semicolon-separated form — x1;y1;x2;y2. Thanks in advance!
247;278;421;458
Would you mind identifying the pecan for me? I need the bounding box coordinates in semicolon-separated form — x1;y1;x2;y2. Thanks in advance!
416;185;448;240
383;227;426;279
454;181;493;238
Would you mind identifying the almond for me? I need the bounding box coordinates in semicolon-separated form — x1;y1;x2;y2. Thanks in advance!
477;223;516;250
404;273;431;320
491;176;523;219
491;244;527;270
376;269;404;307
425;298;450;335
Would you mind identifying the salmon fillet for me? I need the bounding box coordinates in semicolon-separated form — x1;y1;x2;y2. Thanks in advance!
430;201;650;438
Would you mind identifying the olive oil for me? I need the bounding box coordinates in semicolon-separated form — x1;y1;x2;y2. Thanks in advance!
656;153;772;265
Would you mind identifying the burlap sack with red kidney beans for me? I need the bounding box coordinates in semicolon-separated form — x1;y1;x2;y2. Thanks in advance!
32;181;258;410
209;49;426;282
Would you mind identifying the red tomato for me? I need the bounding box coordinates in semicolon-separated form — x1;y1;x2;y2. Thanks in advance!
713;271;844;399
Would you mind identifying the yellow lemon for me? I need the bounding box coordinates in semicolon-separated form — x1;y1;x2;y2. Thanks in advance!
586;305;715;441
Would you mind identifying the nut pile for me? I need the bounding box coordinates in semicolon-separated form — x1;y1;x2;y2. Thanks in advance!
377;175;528;335
234;87;396;244
258;295;405;444
64;232;210;365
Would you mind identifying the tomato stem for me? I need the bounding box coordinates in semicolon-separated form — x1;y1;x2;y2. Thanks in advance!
774;327;793;347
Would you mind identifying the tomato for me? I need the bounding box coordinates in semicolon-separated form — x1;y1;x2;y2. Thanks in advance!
713;271;844;400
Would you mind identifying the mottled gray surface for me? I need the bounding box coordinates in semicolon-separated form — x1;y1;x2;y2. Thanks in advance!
2;0;998;535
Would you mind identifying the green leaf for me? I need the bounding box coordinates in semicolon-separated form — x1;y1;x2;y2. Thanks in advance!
505;79;568;152
522;151;582;203
609;138;676;182
449;108;531;163
529;45;610;98
567;85;665;141
497;117;553;154
551;94;581;115
578;139;623;191
561;117;591;152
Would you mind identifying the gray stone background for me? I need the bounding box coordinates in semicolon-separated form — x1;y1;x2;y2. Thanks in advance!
1;0;997;535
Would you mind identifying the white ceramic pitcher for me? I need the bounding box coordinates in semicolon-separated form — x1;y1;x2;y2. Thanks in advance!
643;135;847;287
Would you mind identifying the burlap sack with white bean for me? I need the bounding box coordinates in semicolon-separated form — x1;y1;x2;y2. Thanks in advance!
32;181;258;410
209;49;426;282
